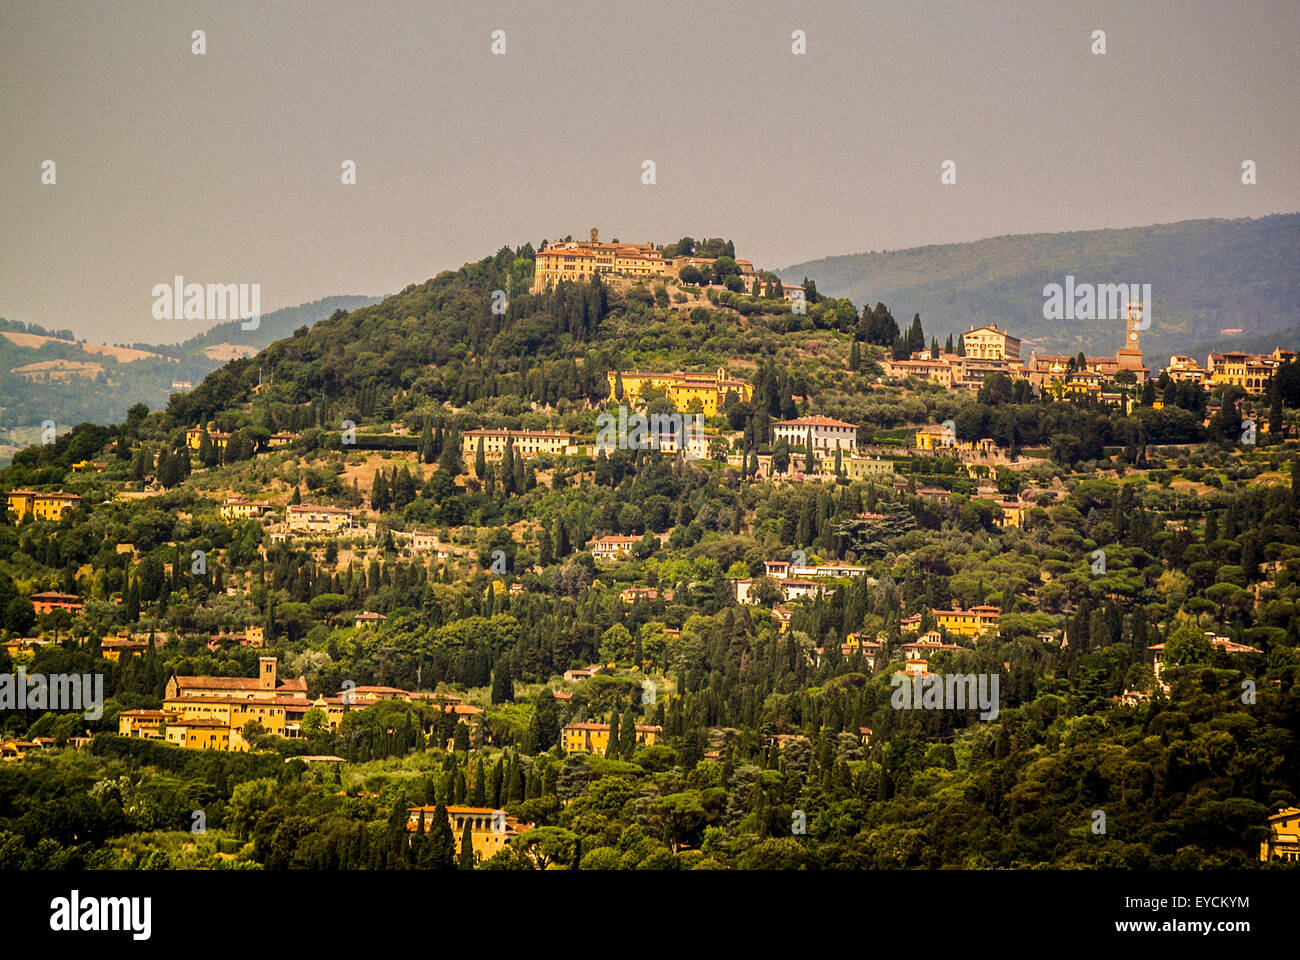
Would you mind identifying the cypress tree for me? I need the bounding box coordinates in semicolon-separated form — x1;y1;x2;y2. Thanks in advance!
470;758;486;806
420;421;433;462
554;517;570;558
490;757;504;807
618;707;638;759
491;659;513;704
458;821;474;869
428;803;457;869
606;713;620;759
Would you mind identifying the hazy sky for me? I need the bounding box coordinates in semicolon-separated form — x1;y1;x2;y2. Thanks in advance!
2;0;1297;344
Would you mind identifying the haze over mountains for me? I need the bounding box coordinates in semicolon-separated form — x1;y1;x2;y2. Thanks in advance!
0;295;379;463
779;214;1300;361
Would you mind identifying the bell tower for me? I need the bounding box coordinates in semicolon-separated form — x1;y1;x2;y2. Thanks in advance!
1117;301;1145;371
1125;300;1143;351
590;227;599;243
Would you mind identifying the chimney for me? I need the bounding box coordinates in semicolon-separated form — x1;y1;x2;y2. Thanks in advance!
259;657;276;691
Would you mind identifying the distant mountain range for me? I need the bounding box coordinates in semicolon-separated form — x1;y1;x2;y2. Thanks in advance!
0;295;380;463
779;214;1300;361
140;295;382;357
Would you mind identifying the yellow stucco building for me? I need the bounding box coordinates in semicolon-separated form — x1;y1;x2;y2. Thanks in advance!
6;490;81;523
1260;807;1300;862
1206;348;1292;395
914;426;996;457
562;721;662;755
286;504;352;534
931;605;1001;637
407;805;534;862
608;368;752;416
119;657;379;751
530;231;668;293
164;718;232;750
185;426;231;451
220;498;264;521
960;325;1021;362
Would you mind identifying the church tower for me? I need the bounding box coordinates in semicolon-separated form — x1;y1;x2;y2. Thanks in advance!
1117;300;1145;372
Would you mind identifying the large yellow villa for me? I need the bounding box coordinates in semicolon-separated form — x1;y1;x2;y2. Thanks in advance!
930;605;1002;638
407;805;534;862
562;721;662;755
531;231;669;293
607;367;752;416
6;489;81;523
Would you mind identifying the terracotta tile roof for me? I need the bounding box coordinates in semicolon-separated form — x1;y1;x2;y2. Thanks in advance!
775;416;859;429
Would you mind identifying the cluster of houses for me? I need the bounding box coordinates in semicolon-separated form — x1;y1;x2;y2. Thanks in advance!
116;656;484;753
883;316;1294;403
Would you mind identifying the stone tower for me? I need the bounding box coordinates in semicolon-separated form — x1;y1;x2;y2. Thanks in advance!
1117;300;1145;371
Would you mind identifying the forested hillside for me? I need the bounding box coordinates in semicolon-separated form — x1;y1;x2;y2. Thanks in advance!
1;240;1298;873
